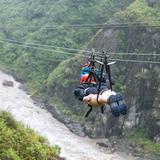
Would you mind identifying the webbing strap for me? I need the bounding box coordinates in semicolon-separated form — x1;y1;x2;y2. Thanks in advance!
85;105;93;117
103;54;113;91
106;65;112;91
96;64;104;105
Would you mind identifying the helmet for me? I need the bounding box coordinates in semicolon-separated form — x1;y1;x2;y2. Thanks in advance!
82;67;91;74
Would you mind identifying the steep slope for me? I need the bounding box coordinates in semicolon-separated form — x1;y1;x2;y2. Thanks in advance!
0;0;133;94
0;111;61;160
0;0;159;158
0;71;137;160
48;0;160;158
0;0;134;137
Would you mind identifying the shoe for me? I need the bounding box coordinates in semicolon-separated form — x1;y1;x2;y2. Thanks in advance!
116;93;127;115
108;95;120;117
74;89;85;101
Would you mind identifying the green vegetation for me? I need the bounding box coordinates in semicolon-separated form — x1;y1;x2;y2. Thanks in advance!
0;1;160;158
50;96;85;123
115;0;160;24
128;128;160;156
0;111;61;160
0;1;134;155
109;0;160;92
47;55;82;90
0;0;133;95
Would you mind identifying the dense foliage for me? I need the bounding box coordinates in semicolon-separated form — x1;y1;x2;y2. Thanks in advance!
0;111;61;160
0;0;133;94
115;0;160;24
47;1;160;157
0;0;160;158
91;1;160;156
48;0;160;111
111;0;160;92
128;129;160;156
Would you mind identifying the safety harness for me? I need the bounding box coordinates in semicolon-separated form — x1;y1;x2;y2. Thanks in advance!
84;50;115;117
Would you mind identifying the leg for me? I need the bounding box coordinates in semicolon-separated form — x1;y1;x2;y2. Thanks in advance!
116;93;128;115
108;95;120;117
74;88;85;101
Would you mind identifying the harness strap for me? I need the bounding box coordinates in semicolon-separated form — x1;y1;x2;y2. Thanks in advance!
104;55;113;91
96;64;104;105
101;106;104;113
106;65;112;91
85;105;93;117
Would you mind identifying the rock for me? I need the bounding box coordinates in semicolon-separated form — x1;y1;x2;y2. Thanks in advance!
2;80;14;87
46;104;87;137
110;148;116;153
83;111;124;138
66;122;86;137
146;0;157;7
97;142;110;148
18;84;29;94
141;109;160;138
154;136;160;143
90;113;108;138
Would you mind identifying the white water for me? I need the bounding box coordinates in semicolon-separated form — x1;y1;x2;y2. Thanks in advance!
0;71;136;160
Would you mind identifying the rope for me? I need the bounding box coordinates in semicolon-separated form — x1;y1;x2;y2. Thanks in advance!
109;58;160;64
0;39;159;64
0;40;78;56
1;38;159;57
0;23;160;29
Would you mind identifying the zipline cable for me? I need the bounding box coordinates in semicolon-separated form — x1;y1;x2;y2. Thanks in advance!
1;39;91;54
0;40;159;64
1;38;160;57
108;52;160;56
0;40;79;57
109;58;160;64
0;23;160;29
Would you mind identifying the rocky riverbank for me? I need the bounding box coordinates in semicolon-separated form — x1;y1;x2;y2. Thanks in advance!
0;70;138;160
2;69;159;160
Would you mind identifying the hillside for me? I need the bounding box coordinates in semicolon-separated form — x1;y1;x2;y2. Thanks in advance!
0;111;61;160
0;0;160;159
0;0;133;94
0;0;134;136
47;0;160;159
48;0;160;134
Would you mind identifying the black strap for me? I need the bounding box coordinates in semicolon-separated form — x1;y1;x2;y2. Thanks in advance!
85;51;97;84
96;64;104;104
101;106;104;113
106;65;112;91
104;55;112;91
85;71;95;84
85;105;93;117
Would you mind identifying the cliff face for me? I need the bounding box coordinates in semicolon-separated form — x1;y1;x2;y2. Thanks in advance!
51;30;160;139
49;0;160;140
91;28;160;139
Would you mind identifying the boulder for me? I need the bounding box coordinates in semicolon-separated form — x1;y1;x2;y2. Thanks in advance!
2;80;14;87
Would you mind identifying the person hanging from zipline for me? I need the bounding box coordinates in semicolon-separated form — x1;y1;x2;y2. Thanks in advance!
73;53;128;117
74;61;109;101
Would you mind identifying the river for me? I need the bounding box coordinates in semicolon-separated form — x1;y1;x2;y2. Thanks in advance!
0;71;136;160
